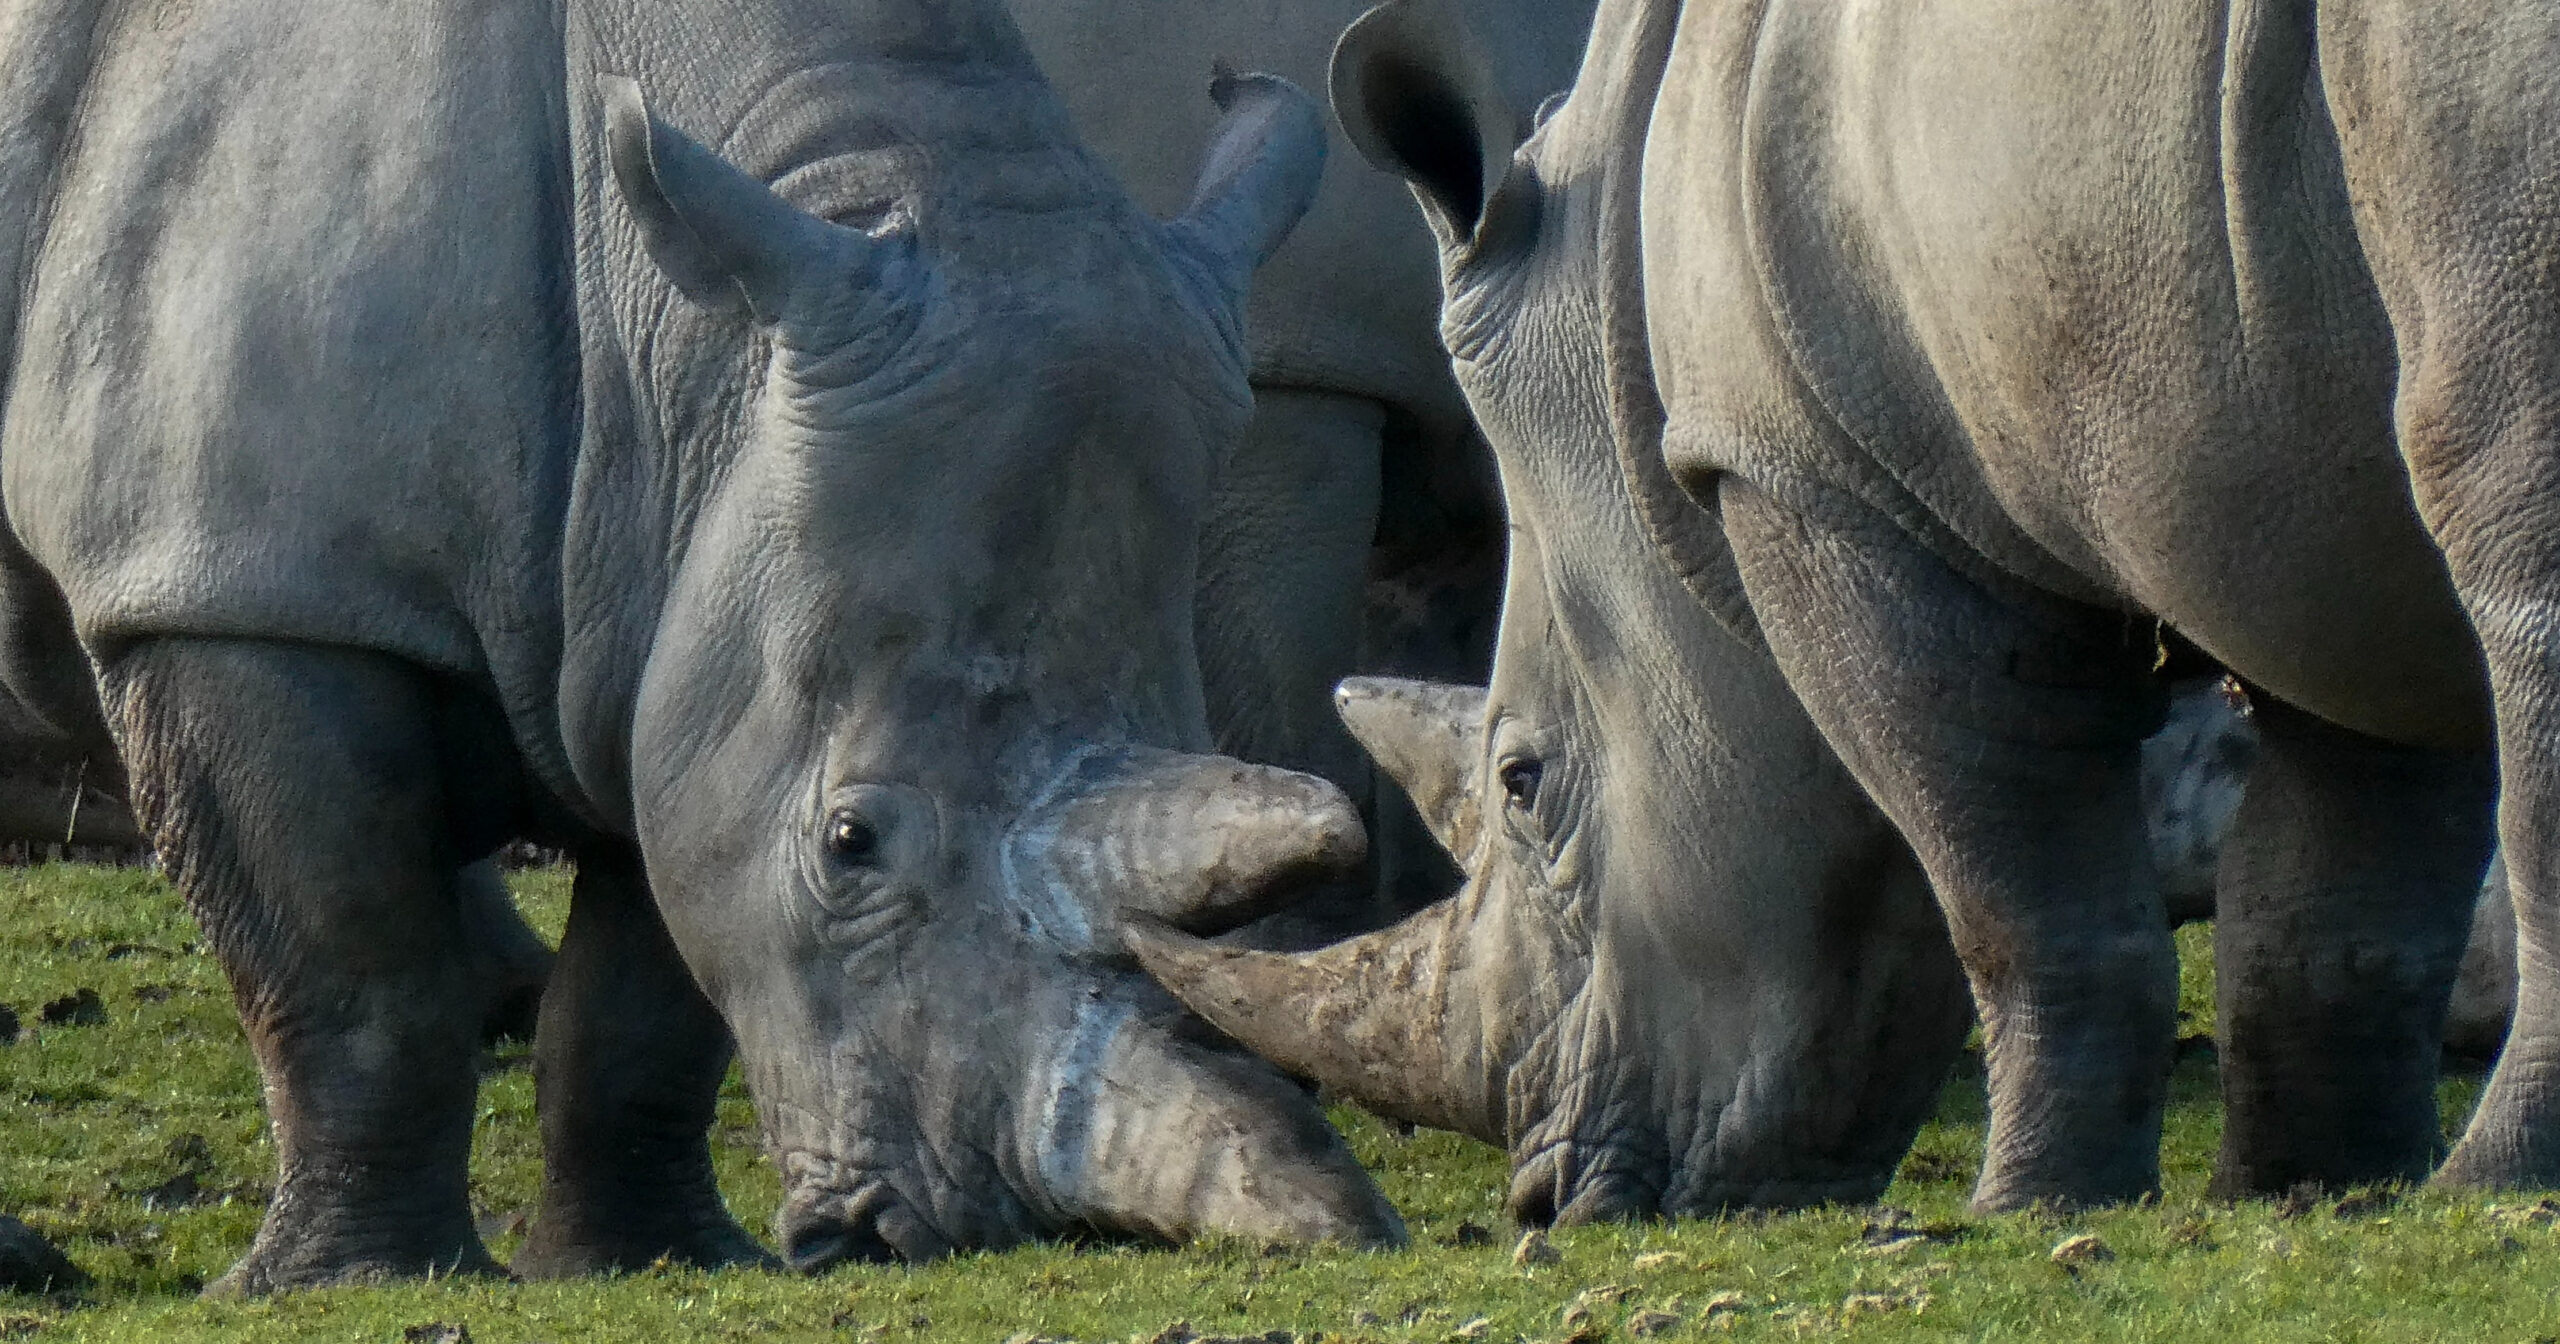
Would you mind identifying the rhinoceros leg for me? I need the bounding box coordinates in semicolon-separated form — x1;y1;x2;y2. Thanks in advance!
2320;2;2560;1189
100;639;501;1294
456;858;552;1044
1195;392;1383;823
1719;483;2176;1210
512;843;773;1277
2209;698;2494;1196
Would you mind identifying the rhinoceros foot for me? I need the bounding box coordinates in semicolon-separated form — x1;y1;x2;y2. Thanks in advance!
0;1215;82;1293
202;1237;502;1299
200;1174;501;1298
510;1205;777;1280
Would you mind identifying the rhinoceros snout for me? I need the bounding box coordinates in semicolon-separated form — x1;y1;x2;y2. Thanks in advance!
777;1182;947;1270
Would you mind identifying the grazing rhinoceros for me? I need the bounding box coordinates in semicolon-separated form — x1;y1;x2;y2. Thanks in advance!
1014;0;1598;925
0;0;1403;1292
1129;0;1976;1221
1228;0;2539;1212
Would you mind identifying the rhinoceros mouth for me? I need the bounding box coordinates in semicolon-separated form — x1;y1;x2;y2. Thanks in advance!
775;1161;979;1268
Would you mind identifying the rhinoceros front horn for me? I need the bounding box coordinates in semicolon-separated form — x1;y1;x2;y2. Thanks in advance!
1039;749;1367;934
1124;902;1493;1142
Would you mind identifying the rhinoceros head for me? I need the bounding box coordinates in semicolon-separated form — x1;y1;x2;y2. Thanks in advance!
1130;0;1973;1223
592;69;1404;1263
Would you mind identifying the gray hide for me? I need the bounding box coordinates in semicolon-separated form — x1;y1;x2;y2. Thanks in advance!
0;0;1401;1293
1133;0;1976;1222
2140;682;2516;1058
1282;0;2544;1212
1012;0;1596;924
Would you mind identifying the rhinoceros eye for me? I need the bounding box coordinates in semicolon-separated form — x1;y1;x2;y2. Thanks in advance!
824;809;881;865
1496;758;1544;809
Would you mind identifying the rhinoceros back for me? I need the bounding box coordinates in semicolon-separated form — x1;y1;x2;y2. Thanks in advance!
0;0;577;746
1015;0;1596;448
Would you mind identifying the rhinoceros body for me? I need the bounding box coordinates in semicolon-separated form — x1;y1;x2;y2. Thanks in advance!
1133;0;1973;1220
1150;0;2551;1217
1275;0;2548;1212
0;0;1405;1292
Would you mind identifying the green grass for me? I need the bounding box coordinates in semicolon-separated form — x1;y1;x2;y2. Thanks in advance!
1;864;2556;1341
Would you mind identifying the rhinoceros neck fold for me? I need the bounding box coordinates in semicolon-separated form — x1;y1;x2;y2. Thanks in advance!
1576;0;1756;640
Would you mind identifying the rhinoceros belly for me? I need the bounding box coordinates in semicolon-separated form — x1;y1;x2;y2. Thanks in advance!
1719;0;2490;749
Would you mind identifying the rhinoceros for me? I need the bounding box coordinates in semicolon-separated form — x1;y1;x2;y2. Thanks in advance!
0;0;1407;1292
1186;0;2543;1212
2140;681;2518;1058
1129;0;1974;1221
1015;0;1597;926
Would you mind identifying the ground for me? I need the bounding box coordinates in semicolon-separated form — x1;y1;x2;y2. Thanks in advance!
0;863;2552;1342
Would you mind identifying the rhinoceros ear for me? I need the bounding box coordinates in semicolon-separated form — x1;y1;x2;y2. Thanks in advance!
1166;66;1329;302
601;75;897;326
1330;0;1520;250
1335;676;1486;863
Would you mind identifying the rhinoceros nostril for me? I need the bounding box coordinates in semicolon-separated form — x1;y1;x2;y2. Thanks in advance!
778;1202;896;1273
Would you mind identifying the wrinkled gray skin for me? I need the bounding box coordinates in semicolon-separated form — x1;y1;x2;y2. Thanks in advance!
1013;0;1596;924
2140;683;2515;1058
1133;0;1976;1221
1239;0;2547;1211
0;702;555;1039
0;0;1404;1293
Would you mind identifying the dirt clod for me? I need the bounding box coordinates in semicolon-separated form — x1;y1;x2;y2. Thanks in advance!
1626;1309;1682;1337
36;990;101;1028
2051;1233;2114;1269
1512;1230;1561;1268
400;1325;471;1344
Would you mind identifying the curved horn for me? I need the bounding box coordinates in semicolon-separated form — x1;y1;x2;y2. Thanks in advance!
1035;750;1366;935
1123;905;1495;1142
1335;677;1485;862
1031;997;1407;1249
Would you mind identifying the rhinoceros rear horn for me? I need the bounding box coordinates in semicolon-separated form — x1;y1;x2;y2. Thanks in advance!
1046;749;1366;933
600;75;911;327
1336;676;1485;864
1165;68;1328;302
